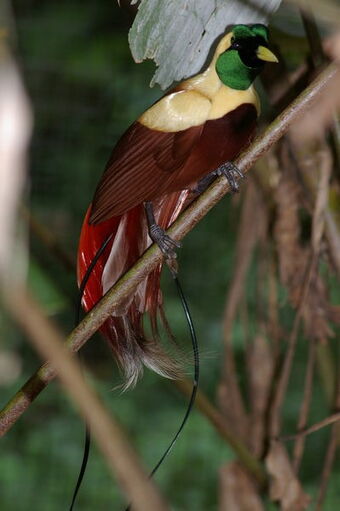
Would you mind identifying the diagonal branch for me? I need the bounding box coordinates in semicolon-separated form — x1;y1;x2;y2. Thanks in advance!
0;62;338;439
23;201;268;484
281;412;340;442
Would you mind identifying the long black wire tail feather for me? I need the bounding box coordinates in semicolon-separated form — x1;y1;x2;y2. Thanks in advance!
69;232;198;511
125;273;200;511
69;429;90;511
150;276;200;477
69;234;113;511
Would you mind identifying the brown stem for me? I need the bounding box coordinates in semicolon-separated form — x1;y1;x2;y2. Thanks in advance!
281;412;340;441
219;183;260;441
292;144;332;471
315;361;340;511
1;63;338;438
315;428;338;511
222;182;260;339
268;252;281;363
292;338;317;472
324;210;340;277
269;252;318;438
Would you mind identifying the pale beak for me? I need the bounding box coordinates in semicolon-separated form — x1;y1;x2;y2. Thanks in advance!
256;45;278;63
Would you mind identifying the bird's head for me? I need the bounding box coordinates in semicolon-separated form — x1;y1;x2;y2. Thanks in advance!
215;24;278;90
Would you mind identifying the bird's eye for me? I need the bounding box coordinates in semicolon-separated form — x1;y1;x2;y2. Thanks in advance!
232;40;242;50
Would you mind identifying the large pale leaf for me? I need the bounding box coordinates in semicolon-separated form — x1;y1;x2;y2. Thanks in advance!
129;0;282;89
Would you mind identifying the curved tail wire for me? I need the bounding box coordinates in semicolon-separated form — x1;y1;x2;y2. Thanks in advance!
124;274;199;511
70;235;199;511
69;234;113;511
150;275;199;478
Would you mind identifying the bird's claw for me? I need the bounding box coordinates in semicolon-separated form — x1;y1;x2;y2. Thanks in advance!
216;162;245;193
149;224;181;259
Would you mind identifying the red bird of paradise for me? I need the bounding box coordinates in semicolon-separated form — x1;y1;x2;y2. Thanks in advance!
77;24;277;387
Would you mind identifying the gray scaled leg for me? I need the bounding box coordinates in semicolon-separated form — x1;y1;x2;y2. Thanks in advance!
216;161;244;192
195;161;244;194
144;201;181;259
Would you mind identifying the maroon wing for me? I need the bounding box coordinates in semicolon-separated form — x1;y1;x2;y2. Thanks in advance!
89;121;203;223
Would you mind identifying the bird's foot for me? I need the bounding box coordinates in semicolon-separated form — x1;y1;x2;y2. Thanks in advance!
193;162;244;195
149;223;181;260
216;162;245;193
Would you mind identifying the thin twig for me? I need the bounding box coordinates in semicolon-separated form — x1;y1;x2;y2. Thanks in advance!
315;428;338;511
222;182;261;339
0;62;338;438
269;251;318;439
324;210;340;277
292;338;317;472
219;183;260;441
315;352;340;510
269;139;319;439
292;144;332;472
268;251;281;363
281;412;340;442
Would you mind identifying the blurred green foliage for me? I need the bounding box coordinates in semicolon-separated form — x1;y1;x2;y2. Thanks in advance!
0;1;339;510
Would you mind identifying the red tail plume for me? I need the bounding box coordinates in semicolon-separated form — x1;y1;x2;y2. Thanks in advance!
77;190;189;388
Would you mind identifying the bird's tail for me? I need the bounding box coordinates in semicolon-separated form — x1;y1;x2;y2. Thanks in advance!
77;190;190;388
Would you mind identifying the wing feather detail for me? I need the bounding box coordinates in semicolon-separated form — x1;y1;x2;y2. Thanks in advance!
90;121;203;223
